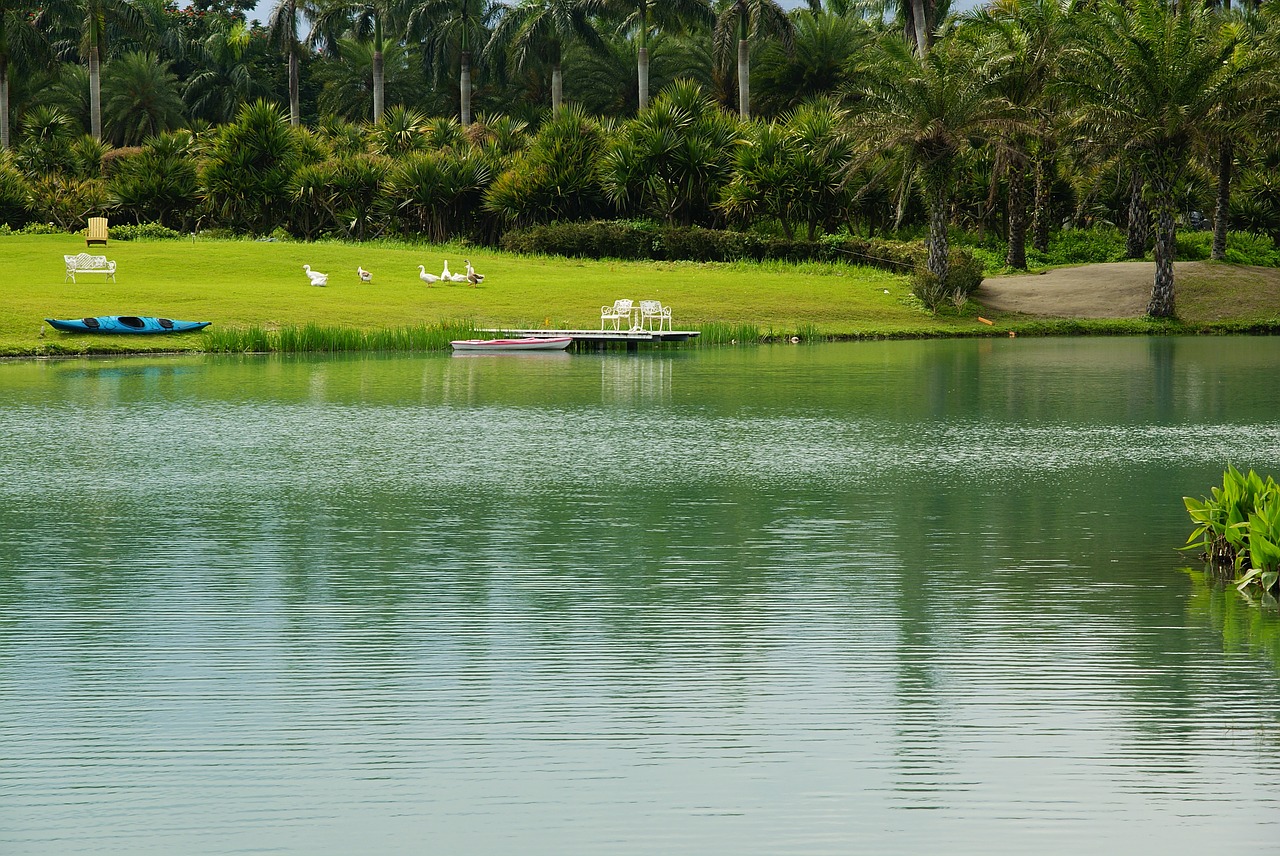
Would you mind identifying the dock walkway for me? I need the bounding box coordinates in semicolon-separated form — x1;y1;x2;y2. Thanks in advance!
480;329;700;351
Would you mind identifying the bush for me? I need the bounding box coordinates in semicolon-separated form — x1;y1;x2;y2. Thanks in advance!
109;222;184;240
18;222;64;235
909;269;949;311
499;220;947;276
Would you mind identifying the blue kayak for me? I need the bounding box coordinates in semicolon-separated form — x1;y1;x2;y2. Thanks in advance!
46;316;212;334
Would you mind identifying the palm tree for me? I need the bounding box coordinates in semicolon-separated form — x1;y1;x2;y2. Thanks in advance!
848;32;1018;283
604;0;709;112
306;0;403;122
267;0;304;125
312;37;420;121
0;0;53;149
750;5;874;118
54;0;149;141
486;0;608;113
1060;0;1246;317
102;50;185;145
600;79;743;226
958;0;1082;268
1204;11;1271;261
185;19;275;124
406;0;500;125
712;0;793;119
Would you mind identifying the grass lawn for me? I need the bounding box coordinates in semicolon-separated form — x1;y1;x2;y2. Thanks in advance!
3;233;1277;357
0;233;975;356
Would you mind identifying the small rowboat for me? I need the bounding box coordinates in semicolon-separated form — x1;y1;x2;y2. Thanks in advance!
451;336;573;352
46;316;212;334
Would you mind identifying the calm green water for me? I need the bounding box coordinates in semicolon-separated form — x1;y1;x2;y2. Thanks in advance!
2;338;1279;855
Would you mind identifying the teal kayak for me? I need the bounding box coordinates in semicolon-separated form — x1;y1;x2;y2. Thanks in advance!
46;316;212;334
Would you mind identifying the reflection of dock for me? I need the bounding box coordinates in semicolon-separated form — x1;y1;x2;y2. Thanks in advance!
479;329;700;351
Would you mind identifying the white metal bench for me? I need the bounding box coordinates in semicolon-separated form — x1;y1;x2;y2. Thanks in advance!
64;253;116;283
601;298;634;331
638;300;672;331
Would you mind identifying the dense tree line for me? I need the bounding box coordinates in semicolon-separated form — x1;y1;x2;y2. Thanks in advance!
2;0;1280;315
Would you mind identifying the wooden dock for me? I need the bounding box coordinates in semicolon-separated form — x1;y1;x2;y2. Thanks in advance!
479;329;700;351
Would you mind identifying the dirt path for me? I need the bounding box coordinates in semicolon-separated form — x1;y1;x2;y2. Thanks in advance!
973;262;1171;318
974;261;1280;321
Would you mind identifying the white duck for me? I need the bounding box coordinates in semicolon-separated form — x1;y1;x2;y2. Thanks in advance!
465;259;484;286
357;266;372;282
303;264;328;286
418;265;440;285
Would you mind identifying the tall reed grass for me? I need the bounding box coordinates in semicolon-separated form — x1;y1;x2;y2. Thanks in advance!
201;320;480;353
696;321;830;344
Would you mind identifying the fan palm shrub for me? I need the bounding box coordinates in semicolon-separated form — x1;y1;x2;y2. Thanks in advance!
201;99;302;234
599;79;743;227
720;98;851;240
484;104;609;226
0;152;31;225
387;147;492;241
106;129;199;228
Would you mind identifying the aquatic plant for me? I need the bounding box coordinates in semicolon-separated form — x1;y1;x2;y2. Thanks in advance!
1184;466;1280;595
201;321;479;353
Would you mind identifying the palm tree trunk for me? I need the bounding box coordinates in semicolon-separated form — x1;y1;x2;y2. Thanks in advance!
89;47;102;141
1211;138;1232;261
927;183;950;282
737;39;749;120
1126;170;1149;259
1006;158;1028;269
288;51;300;127
460;51;472;126
372;14;385;123
909;0;929;57
1148;201;1176;318
1032;146;1051;253
0;64;9;149
551;63;563;112
372;50;385;122
638;46;649;112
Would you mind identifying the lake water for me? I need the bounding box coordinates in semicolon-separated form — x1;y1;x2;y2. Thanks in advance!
1;338;1279;855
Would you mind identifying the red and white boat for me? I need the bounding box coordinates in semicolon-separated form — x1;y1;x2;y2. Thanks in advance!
450;336;573;352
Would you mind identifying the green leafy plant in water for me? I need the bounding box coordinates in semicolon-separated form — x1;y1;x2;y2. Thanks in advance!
1183;466;1280;595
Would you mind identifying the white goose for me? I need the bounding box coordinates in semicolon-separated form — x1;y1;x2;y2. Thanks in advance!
440;260;452;280
303;264;328;287
465;259;484;286
418;265;440;285
357;266;372;282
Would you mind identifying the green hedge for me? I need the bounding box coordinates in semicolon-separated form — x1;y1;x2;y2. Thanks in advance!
500;220;940;274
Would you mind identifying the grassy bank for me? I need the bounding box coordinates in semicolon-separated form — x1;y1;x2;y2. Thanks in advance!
1;233;1276;357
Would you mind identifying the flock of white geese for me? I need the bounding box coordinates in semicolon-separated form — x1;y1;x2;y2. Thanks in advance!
302;260;485;288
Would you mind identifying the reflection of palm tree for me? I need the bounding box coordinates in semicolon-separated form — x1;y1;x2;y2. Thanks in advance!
487;0;607;114
406;0;499;125
102;50;185;145
712;0;793;120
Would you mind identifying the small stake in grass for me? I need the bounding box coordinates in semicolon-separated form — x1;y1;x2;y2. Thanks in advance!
977;317;994;325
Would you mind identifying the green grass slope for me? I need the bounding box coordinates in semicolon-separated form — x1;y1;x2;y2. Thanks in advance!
0;234;966;356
